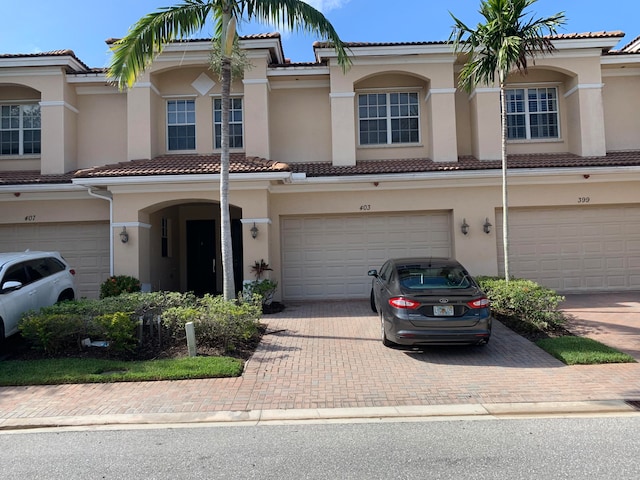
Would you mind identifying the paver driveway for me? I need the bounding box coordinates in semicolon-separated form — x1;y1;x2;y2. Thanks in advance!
1;295;639;424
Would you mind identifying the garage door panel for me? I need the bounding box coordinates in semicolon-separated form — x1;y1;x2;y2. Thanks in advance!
0;222;109;299
498;206;640;291
282;212;451;300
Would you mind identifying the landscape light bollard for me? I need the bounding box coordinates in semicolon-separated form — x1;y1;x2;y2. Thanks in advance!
185;321;197;357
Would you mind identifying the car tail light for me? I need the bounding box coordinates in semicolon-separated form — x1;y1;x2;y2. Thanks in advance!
467;297;490;309
69;269;76;276
389;297;420;309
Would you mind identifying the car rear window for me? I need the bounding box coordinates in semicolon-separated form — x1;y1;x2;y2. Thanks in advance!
397;265;471;290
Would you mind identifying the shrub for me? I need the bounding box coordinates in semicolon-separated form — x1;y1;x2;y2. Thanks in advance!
243;279;278;306
476;277;566;330
93;312;138;353
19;313;86;355
100;275;142;299
162;294;262;352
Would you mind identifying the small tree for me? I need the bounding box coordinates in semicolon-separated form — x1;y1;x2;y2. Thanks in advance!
450;0;565;281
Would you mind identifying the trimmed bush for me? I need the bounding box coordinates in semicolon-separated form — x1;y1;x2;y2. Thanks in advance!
476;277;565;330
100;275;142;299
162;294;262;352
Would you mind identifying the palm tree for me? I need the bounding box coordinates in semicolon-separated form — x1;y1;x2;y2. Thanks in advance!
450;0;565;282
107;0;350;300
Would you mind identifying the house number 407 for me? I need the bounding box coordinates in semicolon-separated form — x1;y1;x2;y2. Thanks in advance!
24;215;36;222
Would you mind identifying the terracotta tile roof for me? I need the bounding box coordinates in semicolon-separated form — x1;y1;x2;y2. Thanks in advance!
2;152;640;186
314;31;626;51
289;151;640;177
73;154;290;178
618;34;640;53
0;49;90;71
0;170;75;186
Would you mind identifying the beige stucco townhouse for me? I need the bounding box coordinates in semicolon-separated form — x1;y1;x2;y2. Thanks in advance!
1;31;640;301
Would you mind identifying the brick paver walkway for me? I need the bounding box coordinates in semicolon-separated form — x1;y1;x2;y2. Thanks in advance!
1;294;639;424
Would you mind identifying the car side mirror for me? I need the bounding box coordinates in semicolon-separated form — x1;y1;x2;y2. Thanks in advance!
1;280;23;293
367;269;378;277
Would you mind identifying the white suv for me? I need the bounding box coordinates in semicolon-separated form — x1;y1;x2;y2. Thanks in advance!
0;251;77;340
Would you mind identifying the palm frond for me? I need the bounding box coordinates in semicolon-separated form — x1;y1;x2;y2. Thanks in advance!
107;1;213;89
245;0;351;71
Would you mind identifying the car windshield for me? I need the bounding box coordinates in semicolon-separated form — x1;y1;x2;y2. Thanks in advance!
397;265;472;290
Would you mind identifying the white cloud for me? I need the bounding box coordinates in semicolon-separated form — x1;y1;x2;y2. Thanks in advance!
303;1;351;13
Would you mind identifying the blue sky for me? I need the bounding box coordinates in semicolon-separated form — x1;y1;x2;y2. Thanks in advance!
2;0;639;68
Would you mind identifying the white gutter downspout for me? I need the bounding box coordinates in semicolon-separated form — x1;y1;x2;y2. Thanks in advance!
85;187;114;277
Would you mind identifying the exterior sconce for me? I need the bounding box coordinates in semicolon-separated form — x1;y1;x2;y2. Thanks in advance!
119;226;129;243
250;222;259;239
483;218;492;234
461;219;469;236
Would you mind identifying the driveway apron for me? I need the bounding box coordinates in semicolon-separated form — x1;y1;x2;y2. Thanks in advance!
1;295;639;423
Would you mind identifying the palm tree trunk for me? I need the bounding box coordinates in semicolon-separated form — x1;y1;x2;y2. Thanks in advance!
500;84;510;282
220;55;235;300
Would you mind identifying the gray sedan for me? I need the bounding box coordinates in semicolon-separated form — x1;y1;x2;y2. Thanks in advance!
368;257;492;347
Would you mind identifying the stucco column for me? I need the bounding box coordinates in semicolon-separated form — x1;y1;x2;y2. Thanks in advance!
469;88;501;161
127;78;155;161
243;79;271;159
565;84;606;157
427;88;458;162
39;101;78;174
330;92;356;166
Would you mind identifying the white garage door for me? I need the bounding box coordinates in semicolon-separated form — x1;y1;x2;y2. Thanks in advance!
281;212;452;300
497;206;640;291
0;222;110;298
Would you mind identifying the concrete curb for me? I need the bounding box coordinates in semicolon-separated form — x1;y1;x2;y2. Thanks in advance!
1;400;637;431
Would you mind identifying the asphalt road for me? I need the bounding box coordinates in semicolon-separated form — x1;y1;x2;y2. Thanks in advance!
2;416;640;479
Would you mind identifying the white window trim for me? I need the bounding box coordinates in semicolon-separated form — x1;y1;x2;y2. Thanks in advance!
166;99;196;152
357;91;422;146
505;86;561;142
0;102;41;156
211;95;245;151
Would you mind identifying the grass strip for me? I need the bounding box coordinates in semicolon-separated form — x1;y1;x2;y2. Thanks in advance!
536;336;636;365
0;356;244;386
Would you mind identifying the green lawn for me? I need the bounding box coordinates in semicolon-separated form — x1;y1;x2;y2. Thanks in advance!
0;356;244;386
536;336;636;365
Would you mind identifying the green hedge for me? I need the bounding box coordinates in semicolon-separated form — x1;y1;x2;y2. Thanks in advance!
19;292;261;356
476;277;566;330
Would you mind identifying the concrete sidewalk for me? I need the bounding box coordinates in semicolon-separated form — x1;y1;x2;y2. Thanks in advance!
1;293;639;430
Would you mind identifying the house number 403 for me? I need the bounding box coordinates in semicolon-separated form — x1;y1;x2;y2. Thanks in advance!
360;205;371;211
578;197;590;203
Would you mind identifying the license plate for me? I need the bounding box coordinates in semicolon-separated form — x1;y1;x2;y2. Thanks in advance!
433;305;454;316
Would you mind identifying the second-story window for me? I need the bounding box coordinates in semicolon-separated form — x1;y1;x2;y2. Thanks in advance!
0;103;41;156
506;87;559;140
167;100;195;151
213;98;243;149
358;92;420;145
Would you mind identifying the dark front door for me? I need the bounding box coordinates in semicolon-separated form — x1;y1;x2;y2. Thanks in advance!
187;220;216;296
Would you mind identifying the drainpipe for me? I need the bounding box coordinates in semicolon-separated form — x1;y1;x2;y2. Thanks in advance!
85;187;114;277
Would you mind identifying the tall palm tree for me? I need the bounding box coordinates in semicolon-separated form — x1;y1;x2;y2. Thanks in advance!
450;0;565;282
107;0;350;300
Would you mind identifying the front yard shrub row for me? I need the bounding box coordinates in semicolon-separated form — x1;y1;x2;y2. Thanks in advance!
476;277;566;330
19;292;262;357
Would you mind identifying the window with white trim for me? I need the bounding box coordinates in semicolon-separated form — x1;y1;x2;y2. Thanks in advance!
506;87;559;140
213;97;243;149
0;103;41;156
358;92;420;145
167;100;195;151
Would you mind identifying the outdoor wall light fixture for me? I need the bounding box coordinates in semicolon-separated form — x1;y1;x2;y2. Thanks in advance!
461;219;469;235
250;222;259;239
119;226;129;243
483;218;492;234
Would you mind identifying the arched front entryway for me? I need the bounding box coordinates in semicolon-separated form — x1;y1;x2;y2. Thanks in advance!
142;200;244;296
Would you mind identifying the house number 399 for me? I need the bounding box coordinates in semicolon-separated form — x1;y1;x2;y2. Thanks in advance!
578;197;590;203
